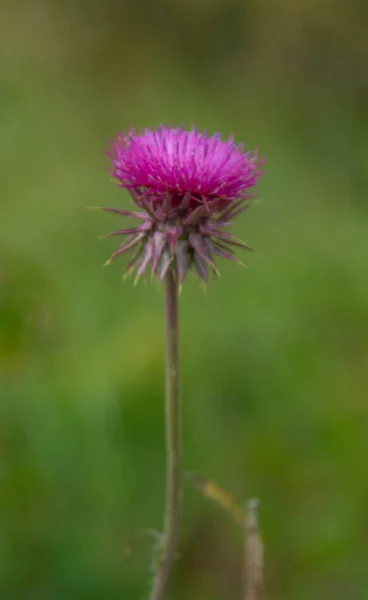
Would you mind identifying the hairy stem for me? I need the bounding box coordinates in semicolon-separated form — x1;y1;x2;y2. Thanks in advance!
150;269;181;600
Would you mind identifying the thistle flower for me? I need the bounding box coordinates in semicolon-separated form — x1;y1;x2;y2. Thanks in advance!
101;126;263;284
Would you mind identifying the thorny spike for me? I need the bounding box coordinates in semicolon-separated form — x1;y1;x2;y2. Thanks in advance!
163;190;172;217
157;249;173;280
151;231;168;274
167;225;181;255
216;198;247;221
183;204;211;227
212;243;242;263
99;223;150;238
175;239;191;285
134;239;153;283
212;239;237;255
194;254;209;282
105;232;145;264
180;191;191;211
124;246;144;279
94;207;147;219
188;233;217;272
211;231;253;250
217;204;250;223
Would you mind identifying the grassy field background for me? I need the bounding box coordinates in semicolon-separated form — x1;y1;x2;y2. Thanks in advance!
1;1;368;598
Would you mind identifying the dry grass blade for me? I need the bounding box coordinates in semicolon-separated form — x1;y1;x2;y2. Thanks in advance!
187;474;264;600
187;472;245;524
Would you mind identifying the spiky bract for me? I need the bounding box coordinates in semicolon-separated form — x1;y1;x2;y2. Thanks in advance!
101;126;264;283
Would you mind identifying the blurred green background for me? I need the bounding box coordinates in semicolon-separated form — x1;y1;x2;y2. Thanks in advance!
1;1;368;598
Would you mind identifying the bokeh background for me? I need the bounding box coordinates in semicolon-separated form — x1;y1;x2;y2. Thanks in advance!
1;1;368;598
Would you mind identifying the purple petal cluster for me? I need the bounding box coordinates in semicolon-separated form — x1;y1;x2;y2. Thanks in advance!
101;126;264;283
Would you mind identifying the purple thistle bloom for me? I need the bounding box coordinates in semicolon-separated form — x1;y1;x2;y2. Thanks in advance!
101;125;264;284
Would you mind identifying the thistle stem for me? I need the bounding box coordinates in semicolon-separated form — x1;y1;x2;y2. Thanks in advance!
150;269;182;600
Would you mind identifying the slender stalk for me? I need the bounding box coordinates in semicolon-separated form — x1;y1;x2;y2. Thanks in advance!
150;268;182;600
244;500;263;600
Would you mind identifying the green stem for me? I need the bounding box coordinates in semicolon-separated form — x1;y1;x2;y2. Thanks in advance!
150;268;182;600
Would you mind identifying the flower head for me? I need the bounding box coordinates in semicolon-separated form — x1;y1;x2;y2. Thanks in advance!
100;126;264;283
